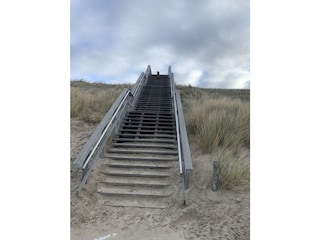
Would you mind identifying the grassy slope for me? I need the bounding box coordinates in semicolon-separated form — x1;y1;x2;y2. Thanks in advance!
71;80;250;190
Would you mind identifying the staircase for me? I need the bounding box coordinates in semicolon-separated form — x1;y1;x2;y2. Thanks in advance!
97;75;179;208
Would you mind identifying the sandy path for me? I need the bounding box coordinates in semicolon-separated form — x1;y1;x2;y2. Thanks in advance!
70;118;250;240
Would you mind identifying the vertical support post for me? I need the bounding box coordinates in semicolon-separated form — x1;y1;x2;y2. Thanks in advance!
182;174;186;205
99;136;106;158
184;170;190;189
212;161;219;191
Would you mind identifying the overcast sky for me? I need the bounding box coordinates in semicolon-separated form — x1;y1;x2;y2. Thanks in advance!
71;0;250;88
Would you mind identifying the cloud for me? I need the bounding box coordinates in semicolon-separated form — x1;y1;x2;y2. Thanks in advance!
71;0;250;88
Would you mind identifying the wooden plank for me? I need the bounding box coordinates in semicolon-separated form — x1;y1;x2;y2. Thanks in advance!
105;172;169;178
106;161;171;169
103;199;166;209
176;91;193;189
105;154;177;161
98;186;169;197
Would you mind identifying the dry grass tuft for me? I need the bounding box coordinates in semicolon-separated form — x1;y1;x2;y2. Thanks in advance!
214;149;250;190
70;80;132;124
181;89;250;190
185;95;250;154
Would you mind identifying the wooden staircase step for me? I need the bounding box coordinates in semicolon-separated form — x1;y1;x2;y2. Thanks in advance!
100;177;169;187
102;198;167;209
106;161;171;169
103;168;170;178
105;154;177;161
98;186;169;198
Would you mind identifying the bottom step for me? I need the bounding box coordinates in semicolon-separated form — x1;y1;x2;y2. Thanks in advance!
103;198;167;209
98;186;169;198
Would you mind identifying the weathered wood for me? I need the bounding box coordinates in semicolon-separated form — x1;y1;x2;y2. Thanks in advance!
106;161;171;169
176;90;193;189
98;186;169;197
103;199;166;209
72;88;130;169
104;169;170;178
101;177;169;187
212;161;219;192
105;154;177;161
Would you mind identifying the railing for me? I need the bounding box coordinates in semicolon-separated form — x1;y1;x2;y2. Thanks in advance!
176;91;193;188
72;65;150;194
72;65;192;199
168;66;193;203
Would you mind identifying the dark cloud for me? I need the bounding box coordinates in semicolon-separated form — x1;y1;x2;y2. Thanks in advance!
71;0;250;88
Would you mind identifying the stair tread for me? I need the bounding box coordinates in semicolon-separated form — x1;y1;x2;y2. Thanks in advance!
98;186;169;197
121;125;176;130
119;128;176;133
113;138;177;143
115;133;176;138
108;148;178;155
106;161;171;168
104;168;170;177
102;198;167;209
111;143;177;149
101;177;169;186
105;154;177;161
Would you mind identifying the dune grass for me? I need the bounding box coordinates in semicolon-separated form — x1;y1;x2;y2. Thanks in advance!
70;81;250;190
185;96;250;153
70;80;132;124
180;87;250;190
213;149;250;190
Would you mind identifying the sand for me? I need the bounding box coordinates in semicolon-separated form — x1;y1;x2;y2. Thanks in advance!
70;118;250;240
